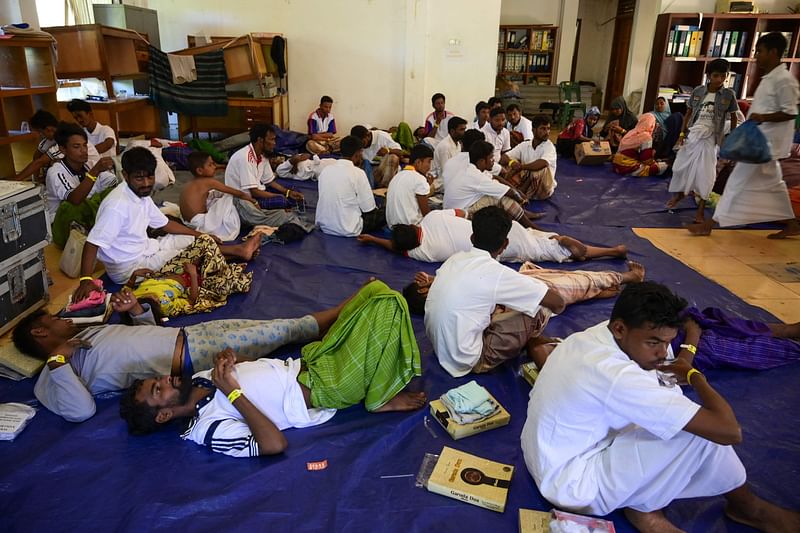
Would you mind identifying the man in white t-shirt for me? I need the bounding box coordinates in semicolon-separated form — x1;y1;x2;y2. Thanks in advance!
422;207;564;377
67;99;117;158
521;281;799;532
689;32;800;239
317;135;385;237
482;107;511;161
431;116;466;181
386;144;434;227
501;114;558;200
445;140;540;228
225;123;313;232
119;280;427;458
350;125;405;187
358;207;626;265
424;92;454;143
469;101;491;131
45;122;117;247
73;148;259;297
506;103;533;147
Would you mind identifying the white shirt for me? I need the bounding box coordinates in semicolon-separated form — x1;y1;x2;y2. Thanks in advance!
505;138;558;188
86;122;116;158
481;123;511;160
432;134;461;177
406;209;471;262
507;115;533;141
386;167;430;227
443;162;509;210
316;159;376;237
424;247;548;377
182;359;336;458
45;160;117;219
520;321;700;509
87;181;169;278
469;119;488;131
749;64;799;160
363;130;402;162
225;144;275;192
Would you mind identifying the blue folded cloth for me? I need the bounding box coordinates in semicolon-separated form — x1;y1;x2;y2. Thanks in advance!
440;381;499;424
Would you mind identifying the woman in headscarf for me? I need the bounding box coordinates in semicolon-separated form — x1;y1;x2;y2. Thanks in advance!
651;97;685;159
612;114;668;176
556;106;601;158
600;96;638;150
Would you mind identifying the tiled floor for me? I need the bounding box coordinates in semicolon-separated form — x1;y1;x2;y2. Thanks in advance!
634;227;800;323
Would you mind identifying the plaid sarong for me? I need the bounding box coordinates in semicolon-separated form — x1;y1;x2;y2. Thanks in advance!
148;46;228;116
298;280;421;411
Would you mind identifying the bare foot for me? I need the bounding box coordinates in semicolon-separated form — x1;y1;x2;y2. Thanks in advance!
372;391;428;412
555;235;588;261
686;221;713;236
611;244;628;258
666;193;685;209
622;260;646;284
767;227;800;239
725;498;800;533
624;508;685;533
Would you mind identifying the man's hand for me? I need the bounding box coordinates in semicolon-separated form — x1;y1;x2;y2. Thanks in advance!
356;234;375;245
414;271;434;289
657;356;694;385
210;348;240;395
749;113;764;123
72;279;99;303
376;147;389;157
89;156;114;177
110;287;142;314
288;190;304;202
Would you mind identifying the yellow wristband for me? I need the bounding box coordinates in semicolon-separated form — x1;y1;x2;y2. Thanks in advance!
227;388;244;403
509;159;518;166
686;368;703;386
285;189;291;198
679;343;697;355
47;354;66;365
79;276;94;282
85;173;98;182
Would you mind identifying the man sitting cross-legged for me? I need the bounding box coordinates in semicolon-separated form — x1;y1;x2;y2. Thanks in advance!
445;140;541;228
500;114;558;200
12;286;346;423
358;208;627;264
385;143;435;227
403;259;646;374
180;151;258;241
119;280;426;458
520;281;800;533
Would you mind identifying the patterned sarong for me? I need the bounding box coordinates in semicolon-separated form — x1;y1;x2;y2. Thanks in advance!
298;280;421;411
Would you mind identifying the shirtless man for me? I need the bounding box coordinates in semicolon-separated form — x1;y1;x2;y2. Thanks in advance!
180;151;257;241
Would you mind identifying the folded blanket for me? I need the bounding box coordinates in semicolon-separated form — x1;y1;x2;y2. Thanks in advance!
440;381;499;425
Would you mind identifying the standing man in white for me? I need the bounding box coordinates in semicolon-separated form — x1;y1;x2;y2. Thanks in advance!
521;281;799;532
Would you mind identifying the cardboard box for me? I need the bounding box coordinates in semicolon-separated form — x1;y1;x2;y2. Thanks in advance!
429;393;511;440
519;509;550;533
575;141;611;165
426;446;514;513
520;361;539;387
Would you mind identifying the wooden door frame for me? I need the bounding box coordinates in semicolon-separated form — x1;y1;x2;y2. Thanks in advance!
603;1;636;110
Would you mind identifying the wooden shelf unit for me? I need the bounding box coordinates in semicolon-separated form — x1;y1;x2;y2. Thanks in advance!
0;36;58;179
645;12;800;111
43;24;160;138
497;25;558;85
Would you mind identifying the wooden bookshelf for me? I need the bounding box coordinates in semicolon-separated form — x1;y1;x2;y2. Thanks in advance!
0;36;58;179
497;25;558;85
645;12;800;111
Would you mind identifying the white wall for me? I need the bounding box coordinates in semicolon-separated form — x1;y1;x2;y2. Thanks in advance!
115;0;499;134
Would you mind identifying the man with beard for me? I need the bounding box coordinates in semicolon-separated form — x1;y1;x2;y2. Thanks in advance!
500;114;558;200
12;286;355;423
72;148;259;299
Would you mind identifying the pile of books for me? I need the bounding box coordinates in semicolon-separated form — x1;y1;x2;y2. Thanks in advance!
667;25;704;57
529;53;550;72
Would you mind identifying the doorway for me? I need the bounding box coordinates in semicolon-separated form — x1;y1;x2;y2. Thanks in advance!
603;0;635;109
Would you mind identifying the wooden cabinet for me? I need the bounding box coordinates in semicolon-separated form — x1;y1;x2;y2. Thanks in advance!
497;25;558;85
644;13;800;111
0;37;58;179
43;24;160;137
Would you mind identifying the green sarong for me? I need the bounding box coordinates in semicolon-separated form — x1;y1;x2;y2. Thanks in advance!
51;187;115;248
392;122;415;152
297;280;421;411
